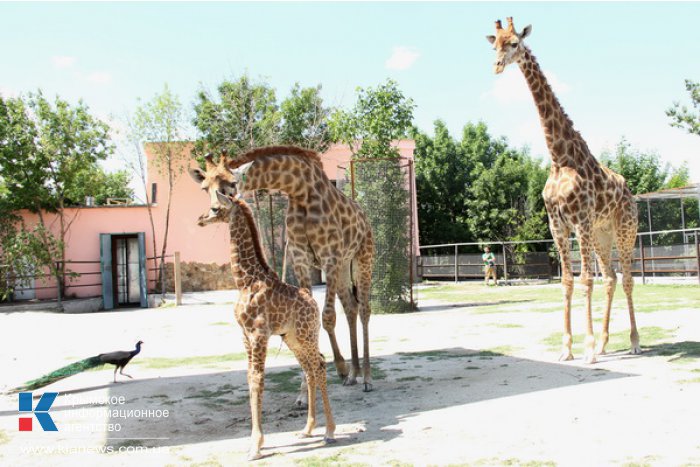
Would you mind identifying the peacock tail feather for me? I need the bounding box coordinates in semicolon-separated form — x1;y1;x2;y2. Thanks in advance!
14;355;103;392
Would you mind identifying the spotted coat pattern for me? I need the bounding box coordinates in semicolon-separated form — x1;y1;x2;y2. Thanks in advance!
189;147;375;404
189;175;335;461
487;18;641;362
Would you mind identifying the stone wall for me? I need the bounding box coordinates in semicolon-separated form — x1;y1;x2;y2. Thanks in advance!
164;261;235;292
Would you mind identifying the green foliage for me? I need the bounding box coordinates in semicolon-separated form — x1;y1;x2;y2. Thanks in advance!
330;79;414;158
0;215;60;301
0;91;113;298
666;79;700;137
279;83;332;152
414;120;549;247
331;80;415;313
599;139;670;195
193;74;280;157
64;165;133;205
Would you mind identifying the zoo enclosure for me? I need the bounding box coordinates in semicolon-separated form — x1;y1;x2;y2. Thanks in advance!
418;227;700;285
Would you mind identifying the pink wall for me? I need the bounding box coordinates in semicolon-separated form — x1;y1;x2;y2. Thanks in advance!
16;141;419;300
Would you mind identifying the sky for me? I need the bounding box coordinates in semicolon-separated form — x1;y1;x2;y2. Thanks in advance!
1;1;699;182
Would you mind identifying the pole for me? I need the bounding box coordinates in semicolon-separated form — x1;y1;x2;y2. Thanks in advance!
695;232;700;286
174;251;182;306
639;234;646;285
281;239;289;283
454;245;458;283
268;195;276;271
502;242;508;282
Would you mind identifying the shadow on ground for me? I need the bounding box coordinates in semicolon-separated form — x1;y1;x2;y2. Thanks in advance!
78;347;635;455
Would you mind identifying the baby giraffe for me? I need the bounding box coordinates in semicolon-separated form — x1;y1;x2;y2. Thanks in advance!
195;190;335;460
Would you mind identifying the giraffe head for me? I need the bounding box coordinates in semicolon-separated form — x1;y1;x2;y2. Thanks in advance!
188;151;241;226
485;17;531;74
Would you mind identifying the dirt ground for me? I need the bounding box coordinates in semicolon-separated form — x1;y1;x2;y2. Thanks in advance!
1;282;699;466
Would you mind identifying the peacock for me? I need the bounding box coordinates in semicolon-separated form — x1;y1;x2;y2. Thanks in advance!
14;340;144;392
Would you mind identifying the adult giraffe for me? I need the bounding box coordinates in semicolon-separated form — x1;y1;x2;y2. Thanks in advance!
189;147;374;396
486;17;641;363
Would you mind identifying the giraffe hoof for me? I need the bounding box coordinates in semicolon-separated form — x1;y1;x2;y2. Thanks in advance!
343;376;357;386
248;450;263;461
362;382;373;392
583;352;597;364
558;352;574;362
293;395;308;410
629;346;642;355
323;437;337;445
298;431;313;439
595;346;607;356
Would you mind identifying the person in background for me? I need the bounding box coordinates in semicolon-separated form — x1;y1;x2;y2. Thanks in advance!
482;246;497;286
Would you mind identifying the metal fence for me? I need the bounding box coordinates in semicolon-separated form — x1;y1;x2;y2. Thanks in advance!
418;227;700;285
337;157;416;313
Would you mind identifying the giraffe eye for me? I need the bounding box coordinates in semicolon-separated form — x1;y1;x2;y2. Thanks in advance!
510;43;518;49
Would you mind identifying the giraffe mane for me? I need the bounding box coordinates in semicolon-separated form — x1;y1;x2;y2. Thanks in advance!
226;145;322;170
232;196;279;279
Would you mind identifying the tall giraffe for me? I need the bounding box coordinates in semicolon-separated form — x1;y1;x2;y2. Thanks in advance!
189;147;375;398
193;188;335;460
486;17;641;363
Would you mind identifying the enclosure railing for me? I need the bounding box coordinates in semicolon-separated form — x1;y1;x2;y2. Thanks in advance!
418;227;700;285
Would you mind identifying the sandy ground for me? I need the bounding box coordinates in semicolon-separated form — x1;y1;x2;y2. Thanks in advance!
1;283;699;466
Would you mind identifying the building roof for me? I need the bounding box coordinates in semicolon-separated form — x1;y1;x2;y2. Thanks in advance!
634;183;699;201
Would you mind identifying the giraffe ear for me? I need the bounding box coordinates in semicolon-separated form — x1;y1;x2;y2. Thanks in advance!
486;35;496;45
216;190;233;207
519;25;532;39
189;167;206;184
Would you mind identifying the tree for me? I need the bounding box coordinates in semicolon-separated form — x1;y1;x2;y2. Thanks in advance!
0;92;113;300
64;164;133;206
129;84;188;294
666;79;700;137
413;121;474;245
330;79;415;313
279;83;332;152
600;139;669;195
193;74;279;157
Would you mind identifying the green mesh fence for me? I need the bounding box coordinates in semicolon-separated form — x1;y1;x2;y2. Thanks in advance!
340;158;415;313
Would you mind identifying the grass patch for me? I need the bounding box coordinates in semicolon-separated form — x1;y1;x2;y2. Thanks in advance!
184;384;238;400
470;459;556;467
417;282;700;316
0;429;8;445
397;350;470;361
542;326;675;353
210;321;230;326
267;369;301;393
646;341;700;363
135;353;247;369
294;450;367;467
489;323;524;329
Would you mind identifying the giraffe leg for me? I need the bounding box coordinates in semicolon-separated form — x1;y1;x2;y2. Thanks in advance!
356;249;374;392
337;262;360;386
289;247;314;409
577;223;597;364
246;334;268;461
616;215;641;355
593;228;616;355
321;261;349;381
552;225;574;361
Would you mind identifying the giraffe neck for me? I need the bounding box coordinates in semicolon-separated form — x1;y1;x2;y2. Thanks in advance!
517;47;585;168
227;200;274;288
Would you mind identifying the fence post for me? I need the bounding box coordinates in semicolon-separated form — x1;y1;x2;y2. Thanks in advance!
695;232;700;286
502;243;508;282
174;251;182;306
454;245;458;283
639;234;646;285
56;261;63;306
